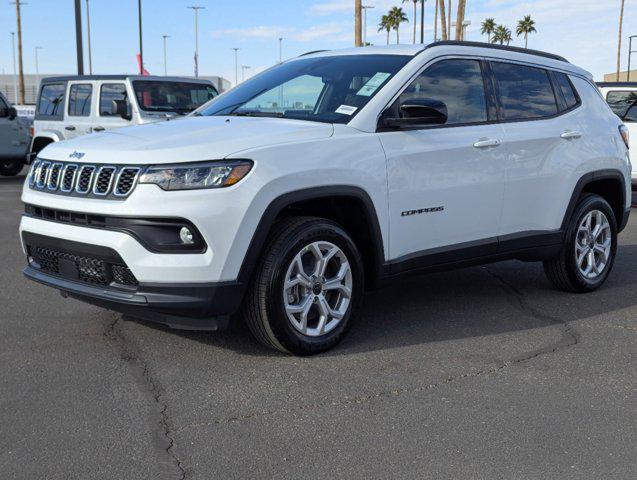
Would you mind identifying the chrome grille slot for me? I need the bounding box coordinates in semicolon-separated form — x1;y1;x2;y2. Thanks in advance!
47;163;63;190
114;167;140;196
60;164;78;192
28;160;41;187
93;166;117;195
75;165;96;194
36;161;51;188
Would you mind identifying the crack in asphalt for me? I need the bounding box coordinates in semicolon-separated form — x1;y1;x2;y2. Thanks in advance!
174;266;582;434
104;318;187;480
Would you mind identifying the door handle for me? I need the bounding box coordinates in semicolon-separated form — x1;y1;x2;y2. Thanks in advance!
93;126;105;132
473;138;502;149
65;126;76;131
560;130;582;140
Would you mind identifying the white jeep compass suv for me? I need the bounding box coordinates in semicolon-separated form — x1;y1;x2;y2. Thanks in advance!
20;42;632;355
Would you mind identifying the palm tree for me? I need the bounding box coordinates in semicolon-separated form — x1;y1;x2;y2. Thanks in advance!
492;25;512;46
433;0;439;41
355;0;362;46
438;0;447;40
455;0;467;40
617;0;626;81
389;6;409;44
403;0;421;44
378;15;393;45
481;18;496;43
516;15;537;48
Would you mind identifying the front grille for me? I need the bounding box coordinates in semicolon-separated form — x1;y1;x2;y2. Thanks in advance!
28;158;142;200
29;245;139;287
93;166;117;195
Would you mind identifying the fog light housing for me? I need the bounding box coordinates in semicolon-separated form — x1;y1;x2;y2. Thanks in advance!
179;227;194;245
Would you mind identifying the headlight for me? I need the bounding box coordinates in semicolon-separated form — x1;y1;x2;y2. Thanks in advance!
138;160;253;191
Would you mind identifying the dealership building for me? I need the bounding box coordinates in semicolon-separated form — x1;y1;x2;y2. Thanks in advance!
0;73;231;105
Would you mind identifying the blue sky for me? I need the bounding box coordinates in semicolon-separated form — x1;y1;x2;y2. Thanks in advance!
1;0;636;85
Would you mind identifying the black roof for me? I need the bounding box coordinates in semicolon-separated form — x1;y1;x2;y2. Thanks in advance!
424;40;569;63
596;82;637;87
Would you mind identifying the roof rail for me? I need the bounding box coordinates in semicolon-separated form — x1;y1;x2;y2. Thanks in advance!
299;50;330;57
423;40;569;63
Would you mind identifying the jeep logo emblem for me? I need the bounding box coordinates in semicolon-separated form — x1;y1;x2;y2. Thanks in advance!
69;151;85;160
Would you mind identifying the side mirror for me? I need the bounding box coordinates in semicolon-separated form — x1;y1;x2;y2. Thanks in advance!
8;107;17;120
112;99;132;121
382;98;448;129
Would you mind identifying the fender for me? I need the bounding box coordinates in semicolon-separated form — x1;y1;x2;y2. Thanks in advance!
29;131;63;154
560;169;628;232
235;186;386;287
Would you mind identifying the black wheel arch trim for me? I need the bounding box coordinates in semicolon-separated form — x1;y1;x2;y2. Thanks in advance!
235;186;386;288
560;169;628;232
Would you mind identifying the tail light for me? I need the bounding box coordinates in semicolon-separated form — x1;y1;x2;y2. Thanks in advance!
619;125;630;150
29;126;34;138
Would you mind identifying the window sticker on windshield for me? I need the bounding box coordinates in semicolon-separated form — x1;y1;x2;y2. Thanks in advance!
335;105;358;116
356;72;392;97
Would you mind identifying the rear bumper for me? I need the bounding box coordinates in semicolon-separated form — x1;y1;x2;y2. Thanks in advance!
23;265;243;330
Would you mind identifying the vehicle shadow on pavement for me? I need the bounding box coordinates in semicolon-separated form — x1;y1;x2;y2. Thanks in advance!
0;173;26;184
125;242;637;357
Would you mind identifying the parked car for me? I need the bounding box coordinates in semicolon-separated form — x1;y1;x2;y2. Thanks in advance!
25;75;219;168
0;91;31;176
597;82;636;184
20;42;631;355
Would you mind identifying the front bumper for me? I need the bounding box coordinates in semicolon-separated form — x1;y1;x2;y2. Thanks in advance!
21;232;245;330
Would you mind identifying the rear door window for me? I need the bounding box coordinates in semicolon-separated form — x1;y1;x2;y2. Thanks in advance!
68;84;93;117
36;83;66;119
100;83;129;116
491;62;558;121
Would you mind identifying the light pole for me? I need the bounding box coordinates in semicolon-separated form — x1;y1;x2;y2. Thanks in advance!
34;46;42;89
628;35;637;82
241;65;250;82
361;5;374;46
85;0;93;74
188;5;205;78
278;37;283;63
138;0;144;75
162;35;170;76
10;32;18;104
74;0;84;75
420;0;426;44
232;48;240;86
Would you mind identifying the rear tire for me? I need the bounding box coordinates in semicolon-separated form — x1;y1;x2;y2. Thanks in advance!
243;216;364;355
543;194;617;293
0;159;23;177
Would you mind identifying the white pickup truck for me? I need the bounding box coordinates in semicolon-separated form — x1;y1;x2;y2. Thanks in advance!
0;91;31;176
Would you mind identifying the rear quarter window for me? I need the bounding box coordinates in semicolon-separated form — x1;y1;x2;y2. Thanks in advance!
554;72;580;110
36;83;66;120
491;62;558;121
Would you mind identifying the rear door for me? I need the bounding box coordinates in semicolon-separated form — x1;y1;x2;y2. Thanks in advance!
493;61;582;239
63;82;96;139
93;82;133;132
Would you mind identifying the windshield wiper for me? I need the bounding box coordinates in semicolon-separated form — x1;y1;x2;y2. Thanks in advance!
229;111;285;118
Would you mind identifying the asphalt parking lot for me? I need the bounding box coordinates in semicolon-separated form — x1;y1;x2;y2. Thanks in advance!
1;171;636;480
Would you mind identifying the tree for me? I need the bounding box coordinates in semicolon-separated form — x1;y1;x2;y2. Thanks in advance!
403;0;422;44
455;0;467;40
516;15;537;48
389;6;409;44
617;0;626;81
378;15;393;45
438;0;447;40
481;18;496;43
492;25;512;45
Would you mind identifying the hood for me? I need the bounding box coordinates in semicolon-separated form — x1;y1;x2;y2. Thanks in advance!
40;116;334;164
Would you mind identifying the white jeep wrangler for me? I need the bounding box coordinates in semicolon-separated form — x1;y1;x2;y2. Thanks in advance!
20;42;631;355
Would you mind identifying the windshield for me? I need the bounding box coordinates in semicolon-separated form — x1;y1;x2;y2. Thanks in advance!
196;54;411;123
606;90;637;118
133;81;218;114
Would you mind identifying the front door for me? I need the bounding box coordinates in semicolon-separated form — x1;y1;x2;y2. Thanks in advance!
378;58;506;268
0;95;22;158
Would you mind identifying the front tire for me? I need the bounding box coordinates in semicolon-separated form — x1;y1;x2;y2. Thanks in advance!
544;194;617;293
0;159;23;177
244;216;364;355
